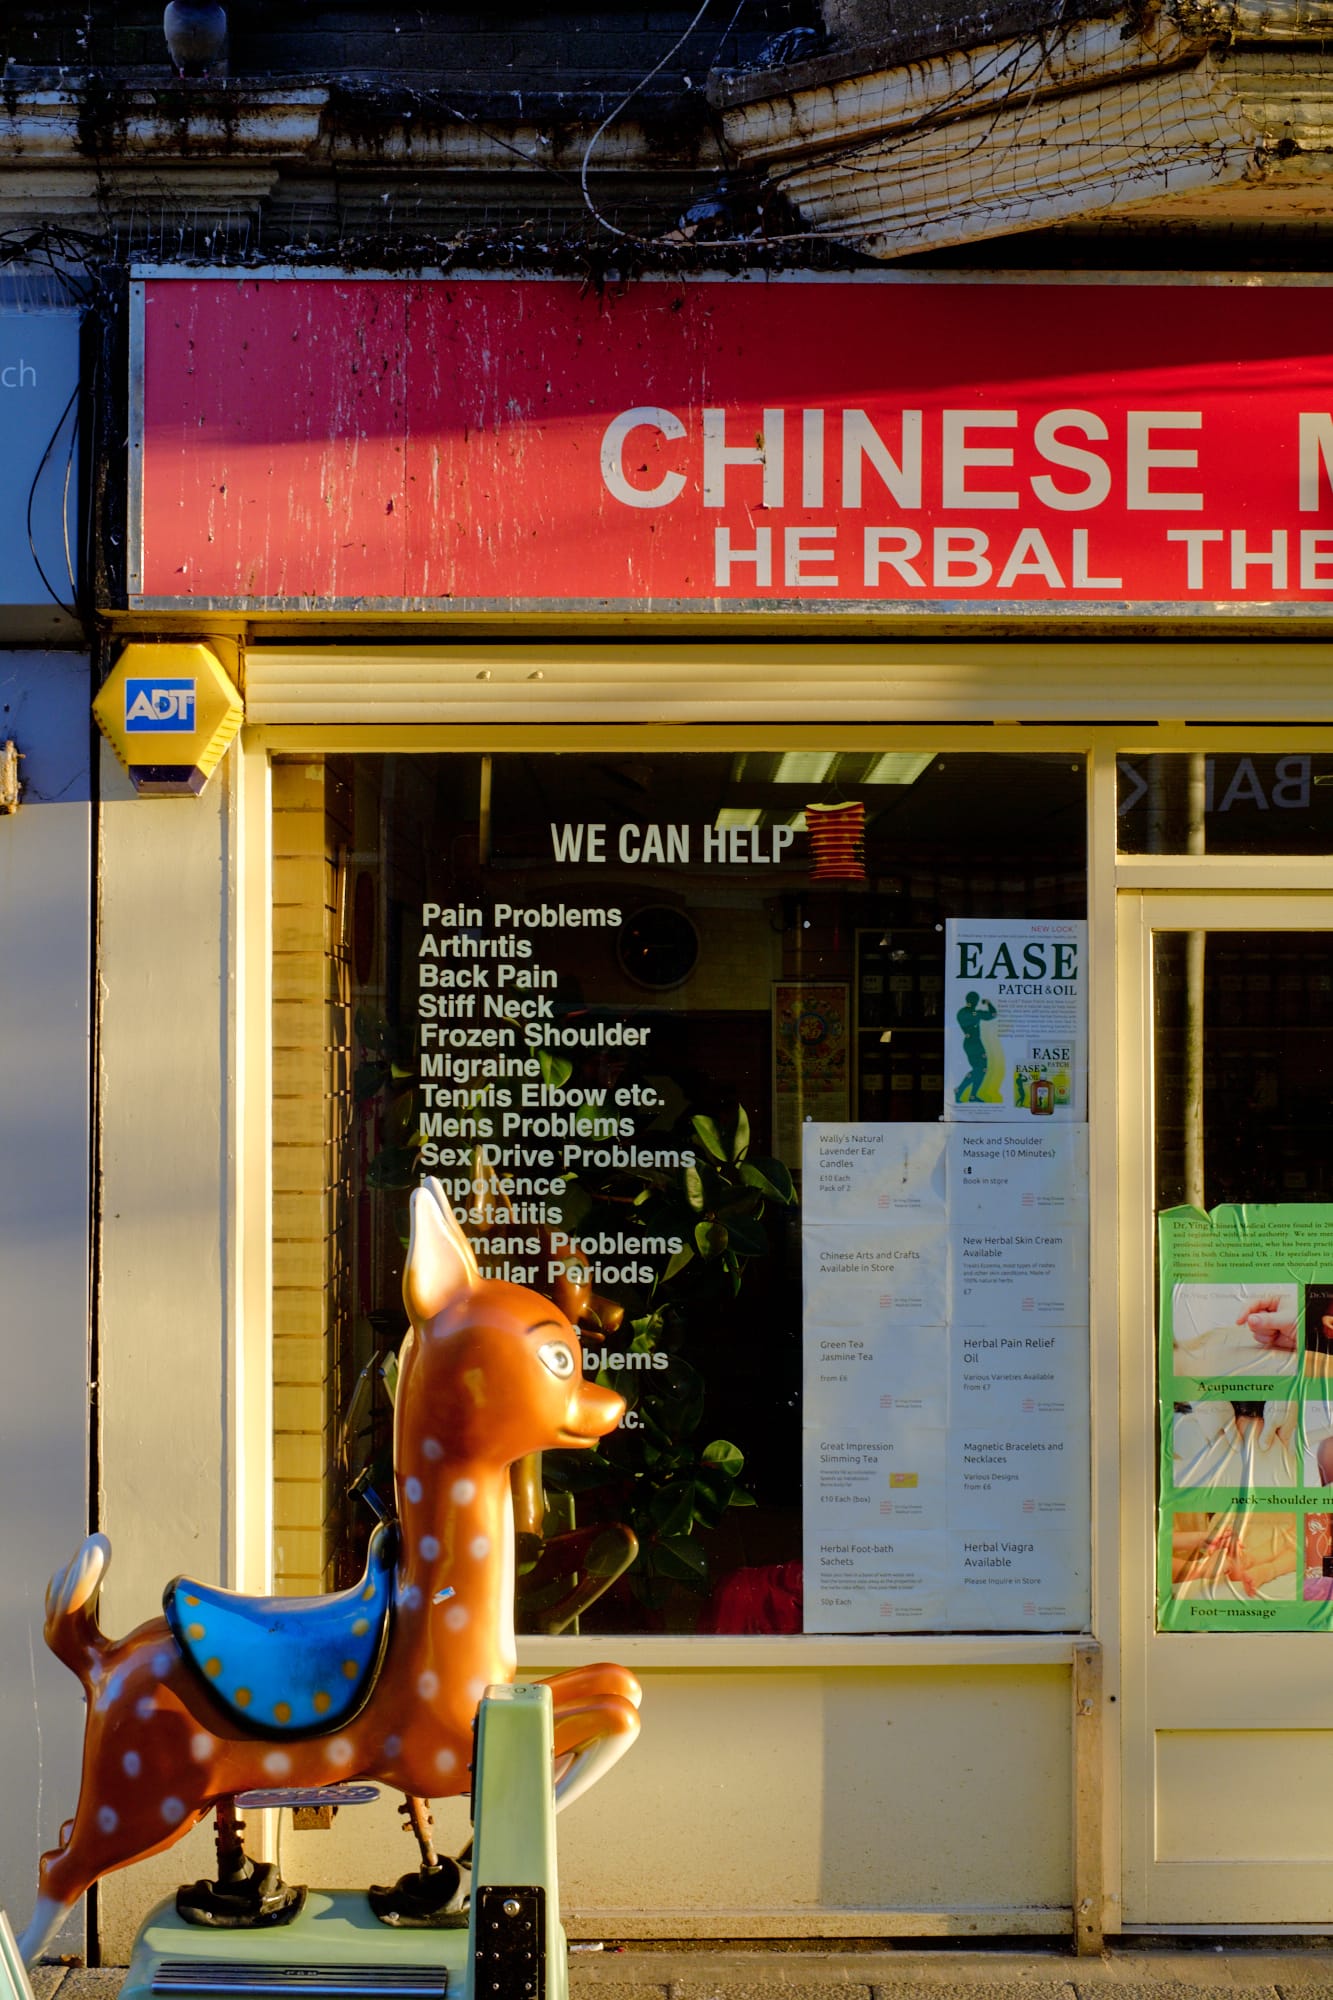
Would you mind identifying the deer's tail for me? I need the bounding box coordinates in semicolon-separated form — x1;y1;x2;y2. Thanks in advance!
43;1533;112;1681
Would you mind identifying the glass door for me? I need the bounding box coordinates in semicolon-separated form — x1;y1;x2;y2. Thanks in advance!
1120;893;1333;1928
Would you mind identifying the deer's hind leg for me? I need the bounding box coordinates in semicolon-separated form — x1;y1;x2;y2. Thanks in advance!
539;1663;641;1812
22;1667;213;1961
23;1779;208;1964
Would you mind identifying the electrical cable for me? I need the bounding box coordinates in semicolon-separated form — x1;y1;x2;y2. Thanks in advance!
25;379;81;620
579;0;719;239
61;397;80;602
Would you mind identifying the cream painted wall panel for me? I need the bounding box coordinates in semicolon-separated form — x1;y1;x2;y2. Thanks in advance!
246;644;1333;726
1156;1731;1333;1863
97;747;237;1959
97;1822;222;1965
280;1667;1070;1935
0;653;92;1957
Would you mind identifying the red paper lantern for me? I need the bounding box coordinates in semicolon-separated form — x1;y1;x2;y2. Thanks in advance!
806;800;866;881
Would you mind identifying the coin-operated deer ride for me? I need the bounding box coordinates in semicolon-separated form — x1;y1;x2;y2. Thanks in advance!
19;1180;642;2000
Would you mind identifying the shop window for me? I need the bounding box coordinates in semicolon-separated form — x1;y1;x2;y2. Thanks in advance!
1118;752;1333;854
272;749;1089;1635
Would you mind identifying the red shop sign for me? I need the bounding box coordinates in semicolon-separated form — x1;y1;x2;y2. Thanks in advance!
131;274;1333;613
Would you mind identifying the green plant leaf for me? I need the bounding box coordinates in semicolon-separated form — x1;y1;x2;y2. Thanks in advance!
738;1156;795;1203
354;1007;389;1052
728;1486;758;1508
557;1182;594;1233
366;1146;420;1189
683;1161;706;1212
691;1113;727;1161
540;1450;614;1493
353;1061;389;1102
647;1484;697;1536
694;1218;729;1258
730;1104;750;1161
537;1048;574;1090
652;1534;710;1584
662;1242;695;1282
701;1438;745;1479
722;1213;769;1257
386;1024;417;1070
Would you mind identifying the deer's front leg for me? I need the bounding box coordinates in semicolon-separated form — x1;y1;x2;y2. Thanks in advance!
537;1663;642;1811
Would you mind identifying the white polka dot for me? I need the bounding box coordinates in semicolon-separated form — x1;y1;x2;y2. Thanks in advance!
451;1479;476;1504
153;1651;173;1676
398;1583;422;1611
135;1697;155;1721
417;1670;439;1698
325;1737;354;1768
420;1536;440;1560
466;1678;486;1704
405;1476;423;1504
444;1604;469;1631
161;1796;185;1824
96;1806;118;1834
122;1751;141;1778
382;1734;402;1758
422;1437;443;1461
263;1751;292;1778
190;1733;215;1762
470;1536;490;1560
434;1748;457;1775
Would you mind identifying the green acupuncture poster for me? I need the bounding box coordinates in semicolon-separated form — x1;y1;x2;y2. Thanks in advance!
1159;1203;1333;1630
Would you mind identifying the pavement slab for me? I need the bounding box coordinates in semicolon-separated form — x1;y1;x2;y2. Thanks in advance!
27;1970;71;2000
25;1944;1333;2000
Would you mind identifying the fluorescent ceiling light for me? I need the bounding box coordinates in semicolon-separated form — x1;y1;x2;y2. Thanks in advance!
862;753;934;785
714;807;763;830
773;752;836;784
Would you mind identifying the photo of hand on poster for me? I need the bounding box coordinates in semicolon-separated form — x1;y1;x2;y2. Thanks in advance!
1172;1399;1298;1490
1171;1282;1300;1381
1169;1510;1298;1600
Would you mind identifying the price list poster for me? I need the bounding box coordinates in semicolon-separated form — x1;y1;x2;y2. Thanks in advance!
801;1123;1090;1631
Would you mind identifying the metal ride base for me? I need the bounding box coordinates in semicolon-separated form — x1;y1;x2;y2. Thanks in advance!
119;1686;567;2000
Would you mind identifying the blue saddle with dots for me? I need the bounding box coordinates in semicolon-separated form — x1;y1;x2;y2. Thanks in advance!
164;1523;396;1737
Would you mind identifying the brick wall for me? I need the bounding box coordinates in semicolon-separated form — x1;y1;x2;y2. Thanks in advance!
271;758;354;1595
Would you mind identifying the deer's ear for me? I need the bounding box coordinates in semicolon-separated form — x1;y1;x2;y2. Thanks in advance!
404;1179;479;1327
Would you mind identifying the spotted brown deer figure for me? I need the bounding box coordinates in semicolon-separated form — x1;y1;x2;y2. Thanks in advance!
20;1177;641;1963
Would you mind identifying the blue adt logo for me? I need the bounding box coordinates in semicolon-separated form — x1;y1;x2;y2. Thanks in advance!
125;678;196;733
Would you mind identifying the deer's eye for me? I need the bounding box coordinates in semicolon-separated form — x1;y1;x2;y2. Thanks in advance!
539;1341;576;1380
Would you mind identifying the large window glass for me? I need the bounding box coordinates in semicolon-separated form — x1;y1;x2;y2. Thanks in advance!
1119;753;1333;854
272;749;1089;1636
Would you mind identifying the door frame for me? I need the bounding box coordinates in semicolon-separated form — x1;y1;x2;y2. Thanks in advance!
1117;885;1333;1930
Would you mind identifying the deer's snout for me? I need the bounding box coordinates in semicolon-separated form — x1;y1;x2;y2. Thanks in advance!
559;1378;625;1445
